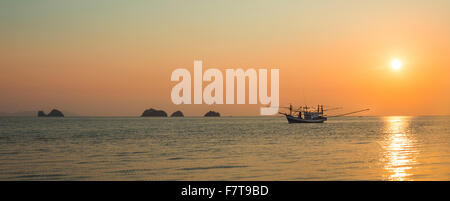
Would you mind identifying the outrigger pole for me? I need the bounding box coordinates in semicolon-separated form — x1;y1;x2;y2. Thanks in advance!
327;108;370;117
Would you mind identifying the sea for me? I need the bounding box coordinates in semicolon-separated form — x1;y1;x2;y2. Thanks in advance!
0;116;449;180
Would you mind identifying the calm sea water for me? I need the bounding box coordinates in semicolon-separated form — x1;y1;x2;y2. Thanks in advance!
0;116;449;180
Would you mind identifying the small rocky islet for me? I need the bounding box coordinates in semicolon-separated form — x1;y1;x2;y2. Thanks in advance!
204;111;220;117
170;110;184;117
37;109;64;117
141;108;168;117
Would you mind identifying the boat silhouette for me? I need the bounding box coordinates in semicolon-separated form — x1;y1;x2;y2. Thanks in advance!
279;104;369;123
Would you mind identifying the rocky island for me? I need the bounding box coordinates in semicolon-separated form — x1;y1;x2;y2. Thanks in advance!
141;108;167;117
37;109;64;117
170;110;184;117
204;111;220;117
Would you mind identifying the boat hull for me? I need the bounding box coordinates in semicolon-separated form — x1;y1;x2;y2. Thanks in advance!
285;115;326;123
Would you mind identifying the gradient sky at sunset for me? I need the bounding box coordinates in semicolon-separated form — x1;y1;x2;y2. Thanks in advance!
1;0;449;116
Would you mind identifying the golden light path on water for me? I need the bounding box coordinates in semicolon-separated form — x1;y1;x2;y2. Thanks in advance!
382;116;417;181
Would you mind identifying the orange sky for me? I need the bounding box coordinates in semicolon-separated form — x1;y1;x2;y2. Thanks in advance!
0;1;449;116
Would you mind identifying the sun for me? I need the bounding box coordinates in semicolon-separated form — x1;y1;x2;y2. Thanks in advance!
391;59;402;70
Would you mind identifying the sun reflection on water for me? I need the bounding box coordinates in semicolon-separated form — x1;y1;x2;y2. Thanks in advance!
382;116;417;181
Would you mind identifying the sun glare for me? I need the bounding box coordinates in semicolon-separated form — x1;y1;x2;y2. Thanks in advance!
391;59;402;70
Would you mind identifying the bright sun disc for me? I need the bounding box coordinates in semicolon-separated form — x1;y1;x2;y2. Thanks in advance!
391;59;402;70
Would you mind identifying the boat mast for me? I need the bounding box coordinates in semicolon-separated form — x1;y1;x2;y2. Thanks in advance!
289;104;292;116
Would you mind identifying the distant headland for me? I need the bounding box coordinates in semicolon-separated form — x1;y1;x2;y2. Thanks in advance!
37;109;64;117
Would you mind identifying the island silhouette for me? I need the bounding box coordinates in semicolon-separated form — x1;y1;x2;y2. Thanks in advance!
37;109;64;117
204;111;220;117
141;108;167;117
170;110;184;117
140;109;221;117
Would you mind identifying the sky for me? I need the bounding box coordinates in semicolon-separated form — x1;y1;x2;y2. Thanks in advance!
0;0;449;116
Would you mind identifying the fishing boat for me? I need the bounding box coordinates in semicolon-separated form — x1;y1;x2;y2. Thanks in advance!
279;104;369;123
